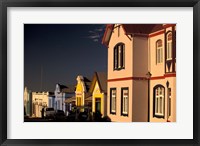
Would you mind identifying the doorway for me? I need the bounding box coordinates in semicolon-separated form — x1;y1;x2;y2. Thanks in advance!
95;98;101;113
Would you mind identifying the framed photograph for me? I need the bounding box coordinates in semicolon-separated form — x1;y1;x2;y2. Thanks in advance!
0;0;199;145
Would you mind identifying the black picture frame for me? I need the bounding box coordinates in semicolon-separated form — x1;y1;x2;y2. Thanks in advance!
0;0;199;146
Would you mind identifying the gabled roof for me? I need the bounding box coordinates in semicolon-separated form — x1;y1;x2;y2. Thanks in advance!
89;72;107;93
57;83;68;90
65;85;76;93
75;76;91;92
83;77;91;92
102;24;164;46
55;83;68;93
49;92;55;96
65;96;76;103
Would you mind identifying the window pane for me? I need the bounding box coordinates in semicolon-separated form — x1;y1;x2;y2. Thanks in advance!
118;46;121;68
114;48;118;69
122;89;128;114
155;86;165;116
111;89;116;113
156;98;158;113
123;45;125;67
170;42;172;58
160;96;162;113
167;43;169;59
114;44;125;69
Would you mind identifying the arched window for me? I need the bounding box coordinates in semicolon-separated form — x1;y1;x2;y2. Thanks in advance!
153;85;165;118
156;40;163;64
114;43;125;70
167;32;172;60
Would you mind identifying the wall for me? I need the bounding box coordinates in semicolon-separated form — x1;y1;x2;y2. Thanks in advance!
107;80;133;122
75;77;85;106
149;77;176;122
149;26;176;122
92;81;106;116
132;80;148;122
54;93;66;112
107;24;134;122
107;24;133;79
32;92;49;117
149;33;165;77
24;87;32;116
133;36;148;77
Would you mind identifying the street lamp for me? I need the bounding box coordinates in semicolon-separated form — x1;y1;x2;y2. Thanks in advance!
166;81;169;122
146;71;152;122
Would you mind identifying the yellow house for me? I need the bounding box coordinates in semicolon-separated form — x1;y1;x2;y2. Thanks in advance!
89;72;107;117
75;75;91;107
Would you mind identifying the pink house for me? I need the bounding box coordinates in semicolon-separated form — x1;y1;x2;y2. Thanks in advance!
102;24;176;122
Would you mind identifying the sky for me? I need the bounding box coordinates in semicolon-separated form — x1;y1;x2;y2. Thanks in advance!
24;24;107;92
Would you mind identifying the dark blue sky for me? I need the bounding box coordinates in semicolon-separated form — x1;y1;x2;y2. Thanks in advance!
24;24;107;92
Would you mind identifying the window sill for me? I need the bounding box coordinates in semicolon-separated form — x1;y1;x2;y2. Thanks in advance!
114;67;125;71
166;59;172;61
153;114;164;118
156;62;163;65
121;113;128;117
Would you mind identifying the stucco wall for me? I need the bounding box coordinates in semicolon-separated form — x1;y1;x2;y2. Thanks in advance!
24;87;32;116
92;81;107;116
106;24;176;122
55;95;66;112
107;80;133;122
132;80;148;122
108;25;133;79
32;92;49;117
149;26;176;122
149;77;176;122
133;36;148;77
149;33;165;77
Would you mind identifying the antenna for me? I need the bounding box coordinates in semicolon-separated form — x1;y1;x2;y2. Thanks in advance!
40;65;43;91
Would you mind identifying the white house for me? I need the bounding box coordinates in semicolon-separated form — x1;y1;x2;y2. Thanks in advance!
32;91;49;118
24;87;32;117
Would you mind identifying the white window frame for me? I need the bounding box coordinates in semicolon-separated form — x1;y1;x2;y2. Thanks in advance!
167;33;172;60
57;100;60;110
121;88;128;116
154;86;165;117
114;43;125;70
110;88;116;114
156;40;163;64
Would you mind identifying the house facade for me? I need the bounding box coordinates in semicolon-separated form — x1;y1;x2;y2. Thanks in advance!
102;24;176;122
54;84;68;112
32;91;49;117
48;92;55;108
24;87;32;116
75;75;91;107
89;72;107;117
149;24;176;122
